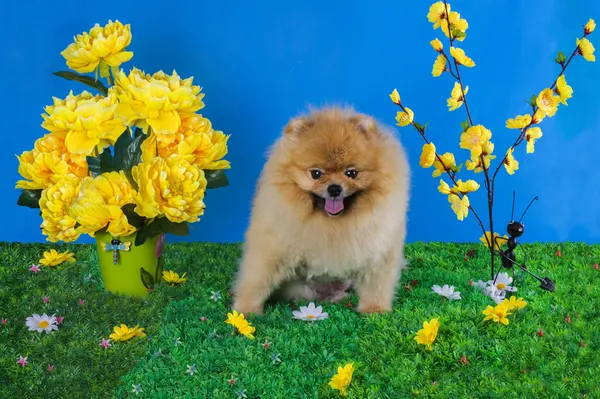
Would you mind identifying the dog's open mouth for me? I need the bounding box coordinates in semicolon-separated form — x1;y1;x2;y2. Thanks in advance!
312;193;359;217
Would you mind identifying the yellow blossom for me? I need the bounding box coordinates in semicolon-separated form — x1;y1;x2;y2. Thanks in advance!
395;108;414;127
455;179;479;194
432;54;447;77
15;132;89;191
39;175;88;243
109;323;146;341
531;108;546;124
419;143;436;168
427;2;449;29
576;37;596;61
447;81;468;111
225;310;256;339
584;18;596;35
450;46;475;67
505;114;532;129
70;171;137;237
389;89;401;104
526;127;543;153
414;317;440;350
41;90;125;155
113;68;205;135
460;125;492;159
39;249;76;267
60;20;133;78
536;88;560;117
480;231;508;250
132;155;207;224
328;363;355;396
430;38;443;52
503;148;519;175
482;302;512;325
162;270;187;285
503;296;528;312
438;179;452;195
140;114;230;170
465;141;495;173
449;193;469;220
555;75;573;105
441;11;469;41
432;152;456;177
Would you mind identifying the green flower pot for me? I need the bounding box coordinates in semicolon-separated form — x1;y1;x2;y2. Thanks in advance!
95;231;165;297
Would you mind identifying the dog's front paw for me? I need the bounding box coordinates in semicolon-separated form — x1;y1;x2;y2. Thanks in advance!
356;303;392;314
231;300;264;316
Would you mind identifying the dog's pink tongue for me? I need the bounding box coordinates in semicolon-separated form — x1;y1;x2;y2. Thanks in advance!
325;198;344;214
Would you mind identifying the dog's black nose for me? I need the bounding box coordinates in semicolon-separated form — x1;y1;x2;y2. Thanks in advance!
327;184;343;198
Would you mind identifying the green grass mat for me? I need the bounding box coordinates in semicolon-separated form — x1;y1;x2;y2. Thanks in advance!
1;242;599;398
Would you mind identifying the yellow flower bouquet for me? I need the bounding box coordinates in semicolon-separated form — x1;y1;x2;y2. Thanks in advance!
15;20;230;291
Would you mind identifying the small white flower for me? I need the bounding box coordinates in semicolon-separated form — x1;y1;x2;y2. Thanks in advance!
487;272;517;294
483;285;506;304
186;364;197;375
210;291;222;301
471;280;488;290
25;313;59;334
431;284;461;300
131;384;142;395
292;302;328;321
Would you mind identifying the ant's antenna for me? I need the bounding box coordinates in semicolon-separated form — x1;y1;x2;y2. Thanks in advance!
511;191;516;221
519;196;539;223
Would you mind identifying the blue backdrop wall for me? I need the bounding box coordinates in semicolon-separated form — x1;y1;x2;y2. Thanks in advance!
3;0;599;245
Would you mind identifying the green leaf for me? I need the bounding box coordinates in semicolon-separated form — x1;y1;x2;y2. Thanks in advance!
112;128;133;171
460;120;470;132
123;133;147;190
555;51;566;64
205;170;229;189
121;204;145;230
140;267;155;289
452;29;467;40
158;218;189;236
451;163;463;173
133;127;145;139
155;256;165;283
17;189;42;209
98;148;118;174
134;219;163;246
413;122;425;132
86;156;102;177
52;71;109;96
529;94;537;107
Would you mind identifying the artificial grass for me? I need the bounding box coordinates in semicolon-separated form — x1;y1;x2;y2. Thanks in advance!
1;241;599;398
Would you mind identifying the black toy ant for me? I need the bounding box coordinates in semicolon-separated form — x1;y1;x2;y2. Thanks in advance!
492;191;556;293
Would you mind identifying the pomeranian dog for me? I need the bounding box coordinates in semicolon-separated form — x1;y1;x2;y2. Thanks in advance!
231;105;411;315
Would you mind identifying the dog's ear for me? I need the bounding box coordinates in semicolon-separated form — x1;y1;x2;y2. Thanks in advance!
283;116;314;139
349;114;379;137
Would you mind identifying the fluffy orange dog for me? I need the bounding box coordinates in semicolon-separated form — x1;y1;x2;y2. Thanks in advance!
231;105;411;314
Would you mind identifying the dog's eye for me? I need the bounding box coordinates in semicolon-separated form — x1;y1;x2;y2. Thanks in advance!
310;170;323;180
345;169;359;179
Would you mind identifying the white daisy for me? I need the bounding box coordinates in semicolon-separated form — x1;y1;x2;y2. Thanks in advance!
292;302;328;321
487;272;517;295
483;285;506;304
25;313;58;334
431;284;461;300
471;280;488;290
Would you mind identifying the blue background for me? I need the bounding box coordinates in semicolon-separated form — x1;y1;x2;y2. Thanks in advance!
3;0;599;245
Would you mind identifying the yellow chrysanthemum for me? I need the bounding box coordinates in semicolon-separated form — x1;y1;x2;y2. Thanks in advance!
460;124;492;158
555;75;573;105
430;38;443;52
450;46;475;67
132;155;207;224
414;317;440;350
389;89;401;104
427;2;449;29
438;179;452;195
505;114;532;129
419;143;436;168
531;108;546;125
395;108;414;127
15;132;89;191
447;81;468;111
162;270;187;285
432;152;456;177
503;148;519;175
432;54;447;77
584;18;596;35
225;310;256;339
41;90;125;155
449;193;469;220
441;11;469;41
465;141;495;173
328;363;355;396
114;68;205;135
70;171;137;237
482;303;512;325
60;20;133;78
39;175;88;243
503;296;528;312
39;249;76;267
109;323;146;342
454;179;479;194
480;231;508;251
576;37;596;62
140;114;230;170
526;127;543;153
